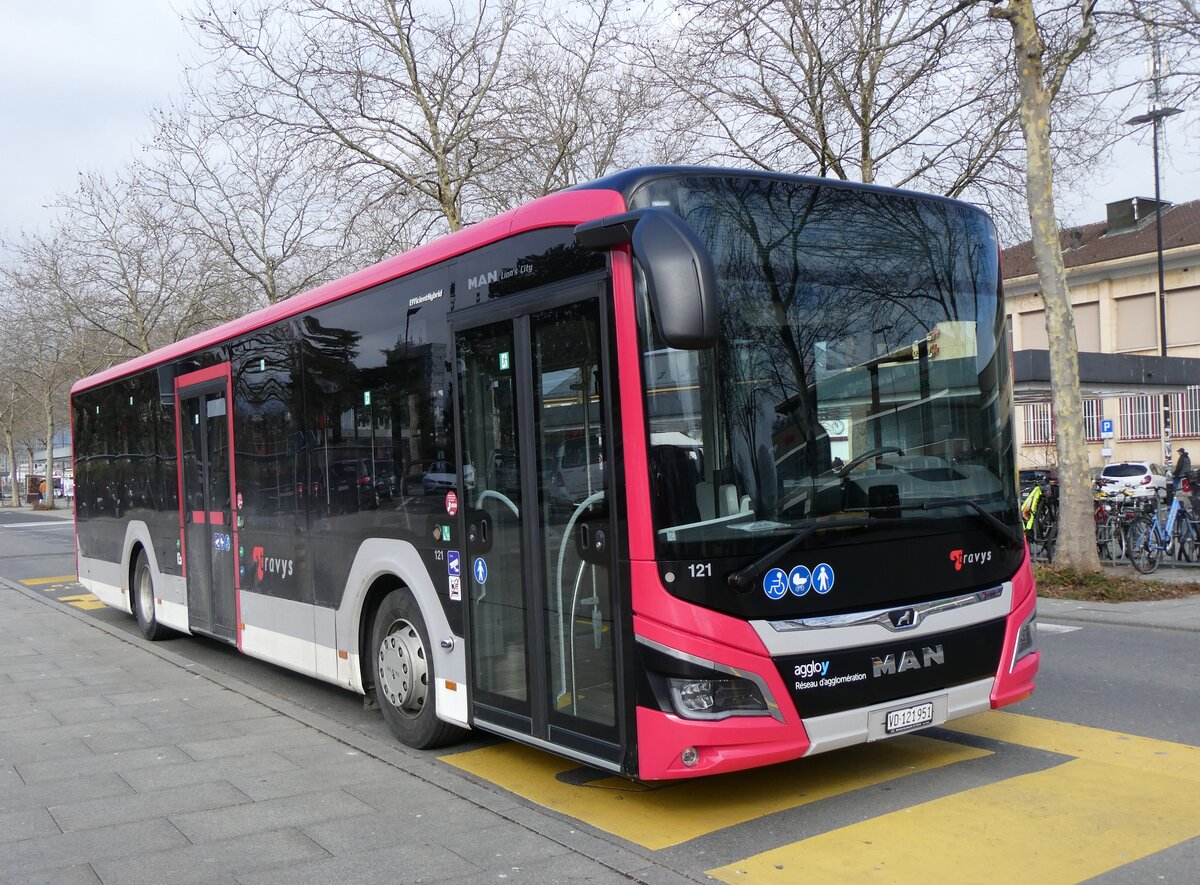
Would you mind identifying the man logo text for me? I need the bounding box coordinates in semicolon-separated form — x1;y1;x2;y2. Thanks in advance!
871;644;945;677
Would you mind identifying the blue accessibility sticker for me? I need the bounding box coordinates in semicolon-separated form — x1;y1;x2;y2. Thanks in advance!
763;568;788;599
447;550;460;576
789;565;812;596
473;557;488;585
812;562;836;595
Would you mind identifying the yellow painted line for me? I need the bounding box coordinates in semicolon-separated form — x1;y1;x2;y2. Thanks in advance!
441;735;990;849
20;575;79;586
948;710;1200;782
707;757;1199;884
57;593;107;611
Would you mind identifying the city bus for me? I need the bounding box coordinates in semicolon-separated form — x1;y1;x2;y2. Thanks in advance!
70;167;1038;779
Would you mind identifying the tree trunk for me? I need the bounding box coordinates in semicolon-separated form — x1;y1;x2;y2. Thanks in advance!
2;428;14;508
43;403;55;511
1002;0;1099;572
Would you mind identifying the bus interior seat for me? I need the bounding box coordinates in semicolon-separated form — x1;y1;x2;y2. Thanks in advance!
696;479;748;521
649;445;701;527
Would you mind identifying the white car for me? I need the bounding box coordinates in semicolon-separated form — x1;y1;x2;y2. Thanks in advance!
1098;461;1168;500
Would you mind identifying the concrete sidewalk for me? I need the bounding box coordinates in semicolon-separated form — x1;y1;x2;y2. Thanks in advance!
0;579;691;885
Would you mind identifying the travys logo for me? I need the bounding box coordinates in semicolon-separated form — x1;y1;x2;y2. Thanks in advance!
949;548;992;571
251;546;294;581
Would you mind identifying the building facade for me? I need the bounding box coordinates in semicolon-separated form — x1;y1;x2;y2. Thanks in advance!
1003;196;1200;471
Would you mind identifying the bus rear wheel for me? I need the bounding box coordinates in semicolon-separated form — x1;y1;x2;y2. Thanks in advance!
371;590;462;750
133;551;172;641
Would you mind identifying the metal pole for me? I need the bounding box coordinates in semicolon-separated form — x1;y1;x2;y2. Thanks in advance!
1153;114;1171;472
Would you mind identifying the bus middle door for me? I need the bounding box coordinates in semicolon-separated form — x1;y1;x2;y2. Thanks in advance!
176;365;239;644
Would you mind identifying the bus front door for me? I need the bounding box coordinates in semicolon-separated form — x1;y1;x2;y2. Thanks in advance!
454;282;623;769
176;366;239;644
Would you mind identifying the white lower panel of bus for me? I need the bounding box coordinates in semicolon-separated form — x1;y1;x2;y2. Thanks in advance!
79;577;131;615
801;677;992;756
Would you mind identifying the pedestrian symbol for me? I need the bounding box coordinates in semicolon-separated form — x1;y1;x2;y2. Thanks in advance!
447;551;461;577
788;565;812;596
812;562;835;595
763;568;788;600
473;557;488;585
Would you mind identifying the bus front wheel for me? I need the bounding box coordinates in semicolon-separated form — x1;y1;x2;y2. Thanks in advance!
371;590;462;749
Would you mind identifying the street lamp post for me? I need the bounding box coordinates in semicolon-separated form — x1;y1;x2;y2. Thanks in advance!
1126;29;1182;474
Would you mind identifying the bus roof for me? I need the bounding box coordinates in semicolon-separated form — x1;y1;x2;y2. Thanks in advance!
72;187;627;394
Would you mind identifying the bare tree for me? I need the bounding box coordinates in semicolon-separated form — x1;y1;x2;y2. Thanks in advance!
0;370;30;507
13;170;226;357
653;2;1034;219
148;93;354;307
484;0;685;206
0;272;80;510
190;0;528;232
984;0;1103;572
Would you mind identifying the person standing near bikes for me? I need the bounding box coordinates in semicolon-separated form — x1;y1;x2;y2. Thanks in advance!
1173;447;1192;498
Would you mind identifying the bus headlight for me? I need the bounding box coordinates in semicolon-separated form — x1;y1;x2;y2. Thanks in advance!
667;676;768;719
1012;610;1037;668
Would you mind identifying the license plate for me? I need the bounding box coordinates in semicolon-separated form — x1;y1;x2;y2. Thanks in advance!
885;701;935;734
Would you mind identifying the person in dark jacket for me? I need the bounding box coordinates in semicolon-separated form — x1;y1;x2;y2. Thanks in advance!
1173;448;1192;496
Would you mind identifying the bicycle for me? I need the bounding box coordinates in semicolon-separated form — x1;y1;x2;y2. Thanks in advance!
1093;479;1141;562
1021;479;1058;561
1127;492;1200;574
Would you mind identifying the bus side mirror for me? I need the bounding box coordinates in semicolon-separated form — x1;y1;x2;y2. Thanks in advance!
575;208;718;350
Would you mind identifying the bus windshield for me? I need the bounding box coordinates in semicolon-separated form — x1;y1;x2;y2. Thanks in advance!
630;174;1018;561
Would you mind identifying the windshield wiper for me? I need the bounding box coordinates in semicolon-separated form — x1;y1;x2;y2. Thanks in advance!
847;498;1023;550
726;517;880;591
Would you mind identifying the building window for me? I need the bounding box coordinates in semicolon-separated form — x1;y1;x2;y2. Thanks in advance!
1120;395;1160;440
1023;403;1054;445
1083;398;1103;442
1022;399;1102;445
1172;386;1200;439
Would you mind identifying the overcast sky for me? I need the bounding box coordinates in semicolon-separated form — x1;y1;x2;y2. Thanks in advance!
2;3;1197;247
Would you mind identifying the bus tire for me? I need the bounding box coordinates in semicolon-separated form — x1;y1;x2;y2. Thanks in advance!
133;551;172;641
371;589;462;750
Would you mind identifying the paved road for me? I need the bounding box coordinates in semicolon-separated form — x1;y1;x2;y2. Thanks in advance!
1;506;1197;883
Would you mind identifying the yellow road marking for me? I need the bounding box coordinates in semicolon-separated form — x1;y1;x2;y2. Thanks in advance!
707;758;1198;884
708;712;1200;884
441;735;989;849
20;575;79;586
57;593;107;611
948;710;1200;781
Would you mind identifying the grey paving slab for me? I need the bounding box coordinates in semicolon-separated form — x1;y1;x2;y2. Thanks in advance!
177;729;331;762
0;771;135;815
49;780;252;833
230;754;395;802
235;840;484;885
0;818;189;878
90;828;329;885
344;775;484;820
15;744;193;784
118;751;301;794
440;821;576;869
0;687;33;705
0;710;59;734
299;813;400;855
0;734;92;764
0;863;102;885
0;807;60;844
170;788;377;843
450;854;637;885
81;721;243;755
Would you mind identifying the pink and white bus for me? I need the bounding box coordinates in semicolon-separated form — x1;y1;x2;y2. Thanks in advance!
71;167;1038;779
